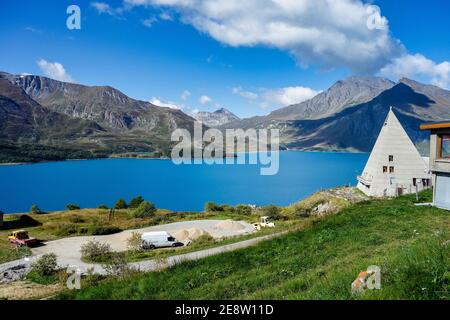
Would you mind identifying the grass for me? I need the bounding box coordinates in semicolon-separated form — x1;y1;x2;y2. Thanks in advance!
58;190;449;300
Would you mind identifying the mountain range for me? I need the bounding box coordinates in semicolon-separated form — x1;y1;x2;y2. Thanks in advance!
222;76;450;154
1;71;449;162
193;108;240;127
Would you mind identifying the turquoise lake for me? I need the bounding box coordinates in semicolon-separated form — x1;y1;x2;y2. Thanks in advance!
0;152;368;213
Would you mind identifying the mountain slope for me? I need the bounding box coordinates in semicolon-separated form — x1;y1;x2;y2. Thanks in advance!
10;73;197;134
223;77;450;153
268;76;394;120
0;72;201;160
193;108;240;127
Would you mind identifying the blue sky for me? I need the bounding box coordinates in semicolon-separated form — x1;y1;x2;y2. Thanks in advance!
0;0;449;118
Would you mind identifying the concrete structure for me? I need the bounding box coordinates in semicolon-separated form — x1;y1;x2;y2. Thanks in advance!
357;108;431;197
420;122;450;210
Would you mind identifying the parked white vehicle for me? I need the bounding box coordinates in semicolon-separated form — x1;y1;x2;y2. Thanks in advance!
140;231;183;250
252;216;275;231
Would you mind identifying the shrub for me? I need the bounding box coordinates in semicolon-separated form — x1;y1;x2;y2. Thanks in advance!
66;204;80;211
205;202;222;213
192;234;215;246
261;205;281;220
31;253;58;277
30;204;44;214
129;196;144;209
89;225;122;235
127;232;143;252
220;204;235;213
114;199;128;210
81;241;113;263
97;204;109;210
235;204;252;215
132;201;156;218
55;223;79;236
102;252;129;277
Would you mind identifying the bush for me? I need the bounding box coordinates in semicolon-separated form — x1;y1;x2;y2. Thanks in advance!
89;225;122;235
114;199;128;210
66;204;80;211
31;253;58;277
220;204;235;213
55;223;80;236
81;241;113;263
30;204;44;214
205;202;222;213
129;196;144;209
261;205;281;220
192;234;215;246
98;204;109;210
132;201;156;218
235;204;252;215
102;252;129;277
127;232;143;252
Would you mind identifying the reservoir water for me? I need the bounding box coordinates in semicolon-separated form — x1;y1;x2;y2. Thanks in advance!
0;152;368;213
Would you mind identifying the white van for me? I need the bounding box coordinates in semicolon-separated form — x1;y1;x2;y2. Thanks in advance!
140;231;183;250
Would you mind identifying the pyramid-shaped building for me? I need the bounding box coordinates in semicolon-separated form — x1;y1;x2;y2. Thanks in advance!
357;108;431;197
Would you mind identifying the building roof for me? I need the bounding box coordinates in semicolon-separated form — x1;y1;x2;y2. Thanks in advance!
420;122;450;130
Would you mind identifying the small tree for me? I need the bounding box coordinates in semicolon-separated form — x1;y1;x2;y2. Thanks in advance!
81;240;112;263
132;201;156;218
114;199;128;210
129;196;144;209
30;204;43;214
235;204;252;215
127;232;143;252
261;205;281;220
66;204;80;211
205;202;221;213
98;204;109;210
31;253;58;276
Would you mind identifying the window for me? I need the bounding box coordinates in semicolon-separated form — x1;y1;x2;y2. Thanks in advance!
389;166;395;173
389;155;394;162
413;178;417;187
383;166;388;173
438;135;450;159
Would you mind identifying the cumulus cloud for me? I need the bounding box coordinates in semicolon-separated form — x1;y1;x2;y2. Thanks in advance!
149;97;183;109
232;87;258;100
233;85;319;109
380;53;450;89
263;86;320;107
37;59;74;82
91;2;115;15
199;95;212;105
123;0;403;73
142;17;157;27
181;90;191;100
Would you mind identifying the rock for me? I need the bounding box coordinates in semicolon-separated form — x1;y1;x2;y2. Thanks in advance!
0;264;31;284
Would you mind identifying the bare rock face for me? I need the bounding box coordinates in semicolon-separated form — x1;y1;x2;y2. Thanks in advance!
193;108;240;127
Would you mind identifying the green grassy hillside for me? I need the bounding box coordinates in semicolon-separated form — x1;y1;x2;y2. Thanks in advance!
59;190;449;300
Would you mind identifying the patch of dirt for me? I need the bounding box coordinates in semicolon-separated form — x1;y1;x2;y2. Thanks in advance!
0;281;62;300
171;228;211;241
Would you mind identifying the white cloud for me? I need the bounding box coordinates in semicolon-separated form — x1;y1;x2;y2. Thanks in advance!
181;90;191;100
263;86;320;106
123;0;403;73
37;59;74;82
91;2;115;15
233;85;319;109
199;95;212;105
159;12;173;21
232;87;258;100
142;17;157;27
149;97;183;109
380;53;450;89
